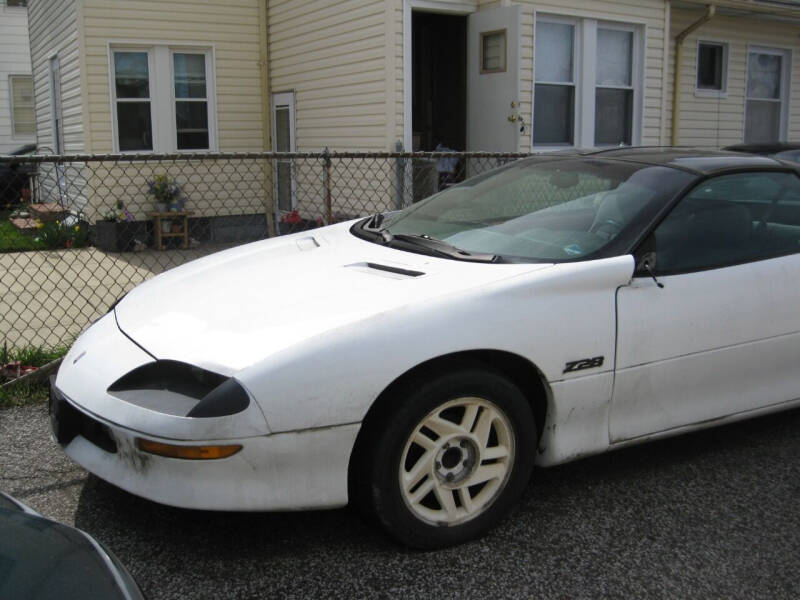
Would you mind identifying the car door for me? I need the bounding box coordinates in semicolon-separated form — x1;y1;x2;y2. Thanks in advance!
610;170;800;442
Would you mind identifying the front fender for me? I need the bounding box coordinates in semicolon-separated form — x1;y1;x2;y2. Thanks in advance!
237;255;634;433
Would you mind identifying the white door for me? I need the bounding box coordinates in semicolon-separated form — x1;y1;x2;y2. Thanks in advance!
610;170;800;442
272;92;296;221
466;6;521;152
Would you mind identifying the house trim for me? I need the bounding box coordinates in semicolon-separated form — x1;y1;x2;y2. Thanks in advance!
402;0;476;152
106;40;219;154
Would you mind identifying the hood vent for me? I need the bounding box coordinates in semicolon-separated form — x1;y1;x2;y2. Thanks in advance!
344;262;425;278
366;262;425;277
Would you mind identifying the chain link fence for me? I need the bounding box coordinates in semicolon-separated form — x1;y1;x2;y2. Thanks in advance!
0;150;530;351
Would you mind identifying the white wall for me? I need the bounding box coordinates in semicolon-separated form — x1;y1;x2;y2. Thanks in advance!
0;1;35;153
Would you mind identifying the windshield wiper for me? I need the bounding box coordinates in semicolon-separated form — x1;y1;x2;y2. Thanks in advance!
364;213;385;230
379;231;498;263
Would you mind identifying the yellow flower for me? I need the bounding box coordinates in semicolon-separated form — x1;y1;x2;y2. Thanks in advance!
74;225;80;232
36;221;44;229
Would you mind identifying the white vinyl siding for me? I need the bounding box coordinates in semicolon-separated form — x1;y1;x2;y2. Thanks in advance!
27;0;84;153
81;0;263;154
667;8;800;148
0;1;34;151
269;0;390;151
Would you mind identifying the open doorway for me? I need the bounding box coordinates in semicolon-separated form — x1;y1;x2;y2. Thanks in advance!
411;11;467;200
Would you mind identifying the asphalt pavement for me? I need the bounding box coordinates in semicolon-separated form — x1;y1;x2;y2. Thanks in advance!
1;401;799;599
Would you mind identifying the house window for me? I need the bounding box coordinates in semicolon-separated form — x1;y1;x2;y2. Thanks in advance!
595;28;633;145
533;21;575;146
173;53;209;150
110;45;216;153
9;75;34;137
272;92;295;213
49;57;64;153
745;47;789;143
113;51;153;151
480;30;506;74
696;41;728;95
533;17;641;149
6;0;28;7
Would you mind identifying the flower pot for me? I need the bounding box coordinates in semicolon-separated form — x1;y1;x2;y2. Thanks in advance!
93;220;148;252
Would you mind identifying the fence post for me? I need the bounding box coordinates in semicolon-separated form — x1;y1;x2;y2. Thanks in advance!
323;147;332;224
394;140;405;210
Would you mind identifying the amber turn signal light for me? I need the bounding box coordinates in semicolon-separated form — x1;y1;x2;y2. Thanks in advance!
136;438;242;460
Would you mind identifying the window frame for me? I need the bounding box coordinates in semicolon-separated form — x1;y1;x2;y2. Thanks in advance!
110;47;155;153
108;42;218;154
532;14;644;151
594;22;639;147
634;168;800;277
532;15;579;148
480;29;507;74
8;74;35;139
743;44;791;144
271;91;296;217
695;40;729;98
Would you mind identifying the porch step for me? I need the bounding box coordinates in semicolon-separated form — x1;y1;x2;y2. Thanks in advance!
29;203;68;222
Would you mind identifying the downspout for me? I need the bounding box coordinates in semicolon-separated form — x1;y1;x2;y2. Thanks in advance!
671;4;715;146
259;1;275;235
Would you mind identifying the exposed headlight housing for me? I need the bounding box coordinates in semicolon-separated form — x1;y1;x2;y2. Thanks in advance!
108;360;250;418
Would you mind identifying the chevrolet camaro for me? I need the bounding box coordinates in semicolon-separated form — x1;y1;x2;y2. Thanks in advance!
50;148;800;548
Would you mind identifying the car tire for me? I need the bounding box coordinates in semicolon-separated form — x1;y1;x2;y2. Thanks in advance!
359;364;537;549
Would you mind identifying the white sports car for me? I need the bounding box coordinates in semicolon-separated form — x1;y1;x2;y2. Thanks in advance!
51;149;800;548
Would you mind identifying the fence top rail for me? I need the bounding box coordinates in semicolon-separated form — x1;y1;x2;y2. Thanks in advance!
0;151;543;164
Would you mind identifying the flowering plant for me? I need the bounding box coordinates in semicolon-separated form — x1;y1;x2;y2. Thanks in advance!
35;219;89;249
280;210;303;224
102;199;134;223
147;174;184;210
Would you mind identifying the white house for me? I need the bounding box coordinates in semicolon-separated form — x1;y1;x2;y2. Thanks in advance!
24;0;800;225
0;0;35;153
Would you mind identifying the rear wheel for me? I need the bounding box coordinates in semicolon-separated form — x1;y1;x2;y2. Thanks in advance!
359;366;537;549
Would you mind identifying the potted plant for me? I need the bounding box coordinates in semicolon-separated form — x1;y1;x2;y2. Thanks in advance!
147;174;185;212
94;200;146;252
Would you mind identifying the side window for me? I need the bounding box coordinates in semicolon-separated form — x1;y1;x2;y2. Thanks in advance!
649;171;800;274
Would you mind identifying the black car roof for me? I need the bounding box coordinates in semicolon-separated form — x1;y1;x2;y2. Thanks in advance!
583;146;785;175
723;142;800;154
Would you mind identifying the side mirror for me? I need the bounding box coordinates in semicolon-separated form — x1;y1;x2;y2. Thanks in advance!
635;251;657;274
636;252;664;288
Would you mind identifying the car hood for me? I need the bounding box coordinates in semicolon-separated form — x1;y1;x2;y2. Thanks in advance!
115;223;549;374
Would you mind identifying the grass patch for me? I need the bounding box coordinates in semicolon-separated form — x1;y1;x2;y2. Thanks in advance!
0;380;50;409
2;344;69;367
0;219;42;252
1;344;69;409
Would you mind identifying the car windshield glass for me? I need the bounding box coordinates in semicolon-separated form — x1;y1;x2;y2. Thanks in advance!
377;157;691;262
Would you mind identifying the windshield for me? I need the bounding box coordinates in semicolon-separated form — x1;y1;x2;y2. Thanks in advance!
373;157;692;262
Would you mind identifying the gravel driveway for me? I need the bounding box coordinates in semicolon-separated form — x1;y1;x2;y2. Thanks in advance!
2;401;799;599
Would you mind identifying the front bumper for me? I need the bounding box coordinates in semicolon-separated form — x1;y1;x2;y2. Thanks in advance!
50;382;358;511
51;312;359;511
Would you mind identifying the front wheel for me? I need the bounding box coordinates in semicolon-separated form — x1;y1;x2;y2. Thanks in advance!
361;366;537;549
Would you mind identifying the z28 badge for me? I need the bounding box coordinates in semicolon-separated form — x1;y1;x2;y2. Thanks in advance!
563;356;604;374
